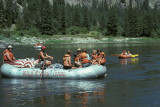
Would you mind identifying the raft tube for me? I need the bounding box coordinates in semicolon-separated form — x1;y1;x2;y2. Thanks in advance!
118;55;131;59
1;64;107;79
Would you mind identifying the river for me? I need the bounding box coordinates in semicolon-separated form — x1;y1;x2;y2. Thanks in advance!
0;43;160;107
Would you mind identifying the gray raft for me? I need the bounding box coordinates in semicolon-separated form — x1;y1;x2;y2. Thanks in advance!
1;64;107;79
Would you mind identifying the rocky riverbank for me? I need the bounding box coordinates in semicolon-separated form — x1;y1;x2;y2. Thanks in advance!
0;36;160;47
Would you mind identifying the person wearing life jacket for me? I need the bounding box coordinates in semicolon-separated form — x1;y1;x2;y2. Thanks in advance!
97;50;106;65
63;50;76;69
38;46;53;67
74;48;82;68
80;49;91;67
127;51;132;56
91;50;98;65
121;50;127;55
3;45;16;64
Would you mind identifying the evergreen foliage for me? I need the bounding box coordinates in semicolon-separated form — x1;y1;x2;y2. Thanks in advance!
0;0;160;38
0;0;4;28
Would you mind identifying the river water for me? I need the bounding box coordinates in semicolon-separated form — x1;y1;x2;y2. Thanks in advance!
0;43;160;107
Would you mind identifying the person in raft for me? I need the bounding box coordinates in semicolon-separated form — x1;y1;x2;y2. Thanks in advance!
97;50;106;65
127;51;132;56
74;48;82;68
63;50;76;69
91;50;98;65
121;50;127;55
38;46;53;67
80;49;91;67
3;45;16;64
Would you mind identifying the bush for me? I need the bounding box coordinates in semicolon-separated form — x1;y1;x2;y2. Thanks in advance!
89;31;102;39
9;35;22;43
90;26;99;31
0;30;13;38
66;26;88;35
14;30;29;36
101;29;108;36
151;29;160;38
0;34;6;40
117;26;124;36
27;27;41;37
80;27;88;34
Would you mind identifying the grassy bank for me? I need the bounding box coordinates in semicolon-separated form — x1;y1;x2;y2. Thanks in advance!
1;33;160;45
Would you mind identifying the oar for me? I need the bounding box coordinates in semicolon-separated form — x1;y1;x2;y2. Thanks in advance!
40;60;46;80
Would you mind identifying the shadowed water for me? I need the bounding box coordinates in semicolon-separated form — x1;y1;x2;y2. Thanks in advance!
0;43;160;107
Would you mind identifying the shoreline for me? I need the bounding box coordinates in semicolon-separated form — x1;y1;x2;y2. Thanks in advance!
0;36;160;46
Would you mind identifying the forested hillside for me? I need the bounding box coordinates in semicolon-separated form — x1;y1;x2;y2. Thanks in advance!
0;0;160;38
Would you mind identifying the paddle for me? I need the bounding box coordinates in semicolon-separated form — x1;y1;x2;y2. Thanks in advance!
40;60;46;80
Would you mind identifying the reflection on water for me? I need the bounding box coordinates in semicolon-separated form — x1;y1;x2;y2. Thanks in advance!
120;58;139;65
0;79;106;107
1;44;160;106
63;89;105;107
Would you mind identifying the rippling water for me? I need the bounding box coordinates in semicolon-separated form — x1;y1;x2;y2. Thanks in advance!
0;43;160;107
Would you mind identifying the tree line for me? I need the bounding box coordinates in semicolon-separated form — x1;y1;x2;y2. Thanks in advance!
0;0;160;38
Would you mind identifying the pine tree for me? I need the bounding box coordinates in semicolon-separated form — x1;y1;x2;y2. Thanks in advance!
41;0;53;35
52;0;60;33
90;0;98;27
143;0;149;10
73;5;82;27
23;4;31;30
82;6;90;30
107;6;118;36
4;0;15;28
16;10;25;30
65;3;73;28
142;10;154;37
0;0;4;28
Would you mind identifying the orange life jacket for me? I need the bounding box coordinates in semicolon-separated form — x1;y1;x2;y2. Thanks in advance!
98;52;106;58
3;49;13;61
80;52;90;64
91;53;98;60
97;58;106;65
98;52;106;65
74;55;81;62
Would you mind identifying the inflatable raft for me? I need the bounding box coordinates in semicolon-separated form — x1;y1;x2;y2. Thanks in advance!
1;64;107;79
118;55;131;59
33;45;42;50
